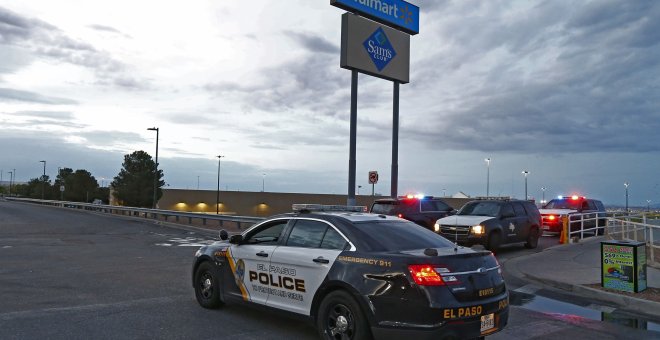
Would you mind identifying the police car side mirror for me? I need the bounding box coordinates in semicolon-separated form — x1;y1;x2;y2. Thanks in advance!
229;234;243;245
219;229;229;241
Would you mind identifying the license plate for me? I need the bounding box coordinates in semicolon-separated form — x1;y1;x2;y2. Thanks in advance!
542;225;550;230
480;313;495;333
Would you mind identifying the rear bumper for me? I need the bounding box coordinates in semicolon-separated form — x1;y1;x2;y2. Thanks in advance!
371;308;509;340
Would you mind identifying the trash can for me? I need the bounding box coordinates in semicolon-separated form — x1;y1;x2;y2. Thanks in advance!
601;240;647;293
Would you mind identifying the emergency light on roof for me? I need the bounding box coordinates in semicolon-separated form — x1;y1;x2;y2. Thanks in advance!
292;204;367;213
404;193;426;199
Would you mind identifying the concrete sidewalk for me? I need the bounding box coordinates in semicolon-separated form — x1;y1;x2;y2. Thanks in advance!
504;236;660;319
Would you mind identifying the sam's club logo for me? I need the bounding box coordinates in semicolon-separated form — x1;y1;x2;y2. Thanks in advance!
363;27;396;71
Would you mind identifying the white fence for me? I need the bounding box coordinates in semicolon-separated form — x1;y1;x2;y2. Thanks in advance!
607;213;659;266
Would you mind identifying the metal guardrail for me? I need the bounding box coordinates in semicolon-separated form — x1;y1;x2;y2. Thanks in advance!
607;213;659;266
4;197;264;230
566;212;605;241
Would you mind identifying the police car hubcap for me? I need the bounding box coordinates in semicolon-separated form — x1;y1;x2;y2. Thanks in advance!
201;274;213;298
328;304;353;337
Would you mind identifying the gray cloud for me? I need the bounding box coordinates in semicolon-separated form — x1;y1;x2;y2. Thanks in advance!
74;130;147;147
406;0;660;154
0;6;148;90
0;88;78;104
283;31;339;54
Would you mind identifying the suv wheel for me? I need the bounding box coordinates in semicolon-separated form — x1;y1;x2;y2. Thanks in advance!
525;227;540;249
486;232;501;252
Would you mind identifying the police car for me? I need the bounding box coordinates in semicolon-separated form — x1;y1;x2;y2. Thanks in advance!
192;204;509;339
539;195;606;234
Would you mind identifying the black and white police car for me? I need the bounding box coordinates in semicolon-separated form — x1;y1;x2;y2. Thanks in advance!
192;204;509;339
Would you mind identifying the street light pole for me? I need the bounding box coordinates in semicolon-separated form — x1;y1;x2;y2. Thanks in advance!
216;155;224;214
522;170;529;200
262;173;266;192
7;171;12;196
485;158;491;198
541;187;546;204
624;182;629;212
147;127;159;209
647;199;651;212
39;160;46;200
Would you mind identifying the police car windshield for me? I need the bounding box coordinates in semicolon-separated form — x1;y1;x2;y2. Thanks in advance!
354;220;455;251
457;201;500;217
543;199;580;210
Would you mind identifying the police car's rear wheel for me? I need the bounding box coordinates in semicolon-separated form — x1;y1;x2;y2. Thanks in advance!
317;291;370;340
194;262;223;309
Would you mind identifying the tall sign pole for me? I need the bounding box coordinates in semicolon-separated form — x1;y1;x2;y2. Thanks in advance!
333;0;418;205
391;81;399;197
347;70;358;206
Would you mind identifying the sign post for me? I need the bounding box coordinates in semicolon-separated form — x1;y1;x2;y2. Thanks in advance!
368;171;379;196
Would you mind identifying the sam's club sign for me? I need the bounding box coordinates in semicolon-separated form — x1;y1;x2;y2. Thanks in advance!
341;13;410;83
363;27;396;71
331;0;419;35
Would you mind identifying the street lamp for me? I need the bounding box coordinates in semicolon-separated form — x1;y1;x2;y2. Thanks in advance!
442;188;447;197
521;170;529;200
624;182;629;212
262;173;266;192
216;155;224;214
7;171;12;195
357;185;362;195
197;175;200;190
485;158;491;198
147;127;159;209
647;199;652;212
39;160;46;200
541;187;547;204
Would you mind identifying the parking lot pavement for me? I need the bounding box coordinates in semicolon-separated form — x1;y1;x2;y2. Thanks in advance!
504;236;660;319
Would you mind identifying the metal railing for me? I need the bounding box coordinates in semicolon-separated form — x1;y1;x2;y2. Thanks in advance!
607;213;659;266
5;197;264;231
566;212;605;241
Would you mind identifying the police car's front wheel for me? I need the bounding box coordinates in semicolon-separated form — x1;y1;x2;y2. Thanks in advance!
194;262;223;309
317;291;371;340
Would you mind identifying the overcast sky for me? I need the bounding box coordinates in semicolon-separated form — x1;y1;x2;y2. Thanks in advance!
1;0;658;206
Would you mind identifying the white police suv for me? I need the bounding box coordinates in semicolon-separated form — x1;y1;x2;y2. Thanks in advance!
192;205;509;340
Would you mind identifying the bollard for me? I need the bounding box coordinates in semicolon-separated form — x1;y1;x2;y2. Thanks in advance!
559;216;568;244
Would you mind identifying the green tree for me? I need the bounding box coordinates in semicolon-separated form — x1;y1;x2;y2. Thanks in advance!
67;169;100;202
111;150;164;208
16;177;49;198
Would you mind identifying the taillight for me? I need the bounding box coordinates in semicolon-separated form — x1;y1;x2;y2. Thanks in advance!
408;265;444;286
548;215;556;221
397;213;404;218
408;265;460;286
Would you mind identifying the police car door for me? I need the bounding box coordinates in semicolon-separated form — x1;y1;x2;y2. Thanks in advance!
226;218;289;305
266;218;350;315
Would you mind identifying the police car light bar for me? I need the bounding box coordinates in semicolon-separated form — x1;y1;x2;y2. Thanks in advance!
292;204;367;213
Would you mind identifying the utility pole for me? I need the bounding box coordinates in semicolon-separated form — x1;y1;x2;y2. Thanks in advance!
39;160;46;200
147;127;159;209
216;155;224;214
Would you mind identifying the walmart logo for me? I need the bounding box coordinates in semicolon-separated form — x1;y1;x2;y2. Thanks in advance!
363;27;396;71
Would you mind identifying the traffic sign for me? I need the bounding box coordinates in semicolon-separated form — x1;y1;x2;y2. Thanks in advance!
368;171;379;184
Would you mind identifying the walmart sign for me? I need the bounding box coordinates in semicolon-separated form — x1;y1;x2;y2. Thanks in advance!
331;0;419;35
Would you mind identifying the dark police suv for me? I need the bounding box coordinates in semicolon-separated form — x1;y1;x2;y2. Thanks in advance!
435;199;542;251
193;204;509;340
370;195;456;230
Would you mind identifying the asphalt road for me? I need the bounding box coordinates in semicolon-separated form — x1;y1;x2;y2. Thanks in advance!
0;201;657;340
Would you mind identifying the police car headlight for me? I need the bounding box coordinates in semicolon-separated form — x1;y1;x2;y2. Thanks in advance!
434;223;440;232
471;225;484;235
